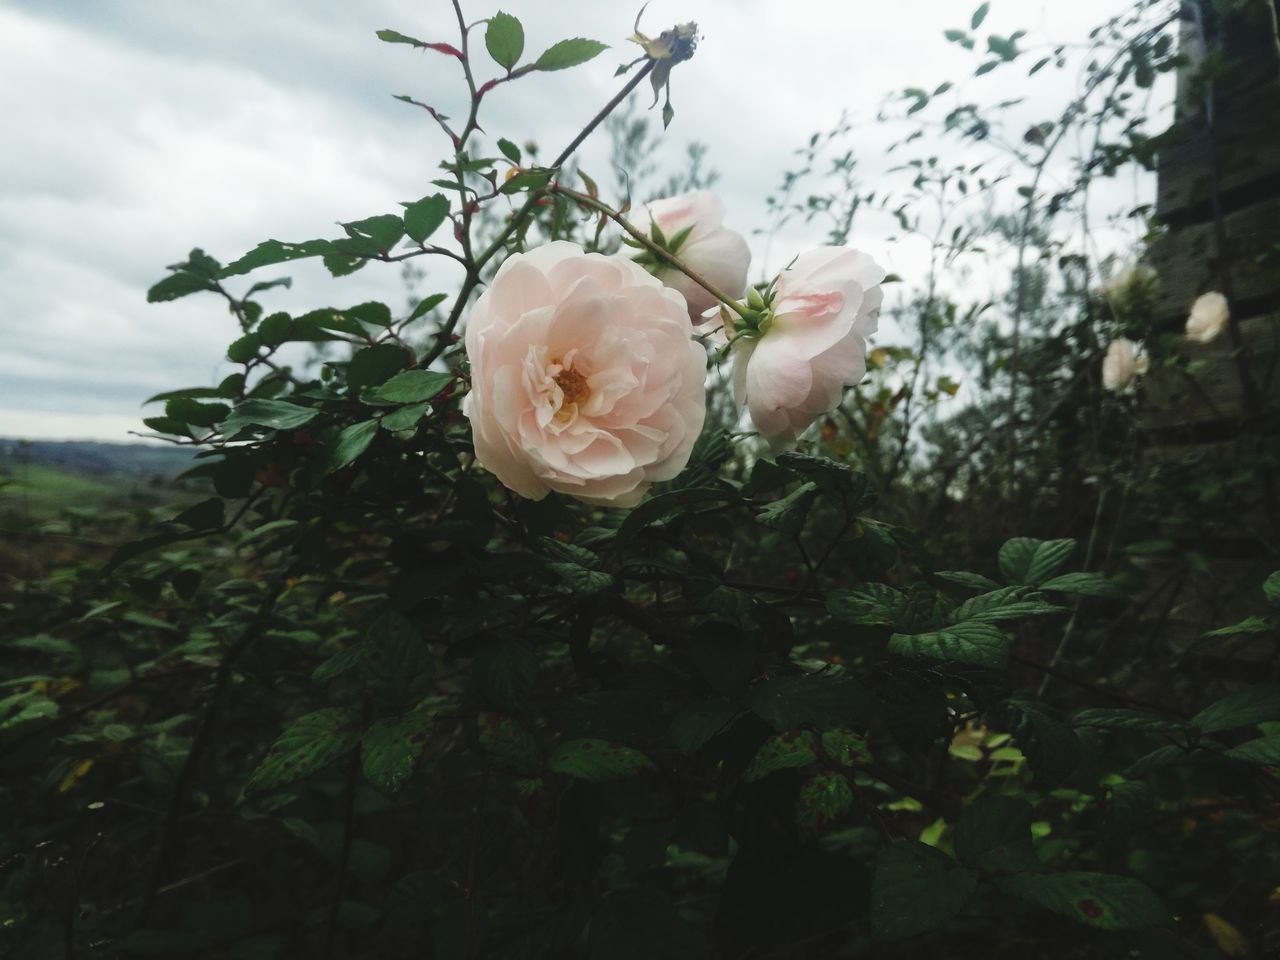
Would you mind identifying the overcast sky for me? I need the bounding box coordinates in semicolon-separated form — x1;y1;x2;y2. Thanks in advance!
0;0;1164;442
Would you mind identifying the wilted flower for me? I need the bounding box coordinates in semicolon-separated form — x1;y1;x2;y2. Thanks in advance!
1186;291;1229;344
628;190;750;324
729;246;884;448
462;242;706;507
1101;338;1147;392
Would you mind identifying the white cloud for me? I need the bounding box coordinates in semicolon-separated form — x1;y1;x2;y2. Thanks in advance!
0;0;1165;441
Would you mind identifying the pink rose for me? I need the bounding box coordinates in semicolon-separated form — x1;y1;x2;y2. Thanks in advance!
629;190;751;323
462;242;707;507
730;246;884;448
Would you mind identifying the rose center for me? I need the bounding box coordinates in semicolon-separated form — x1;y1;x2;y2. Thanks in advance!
554;367;590;407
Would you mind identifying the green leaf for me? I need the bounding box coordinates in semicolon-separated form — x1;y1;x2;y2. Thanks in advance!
669;700;739;753
1193;684;1280;733
342;214;404;251
757;481;818;533
616;486;737;542
950;586;1065;624
484;12;524;69
549;739;653;781
872;842;976;939
402;193;450;243
499;168;554;195
954;795;1039;872
318;420;378;475
889;620;1008;669
220;238;336;278
998;537;1076;586
743;730;818;782
147;271;216;303
1225;735;1280;765
935;570;1000;591
312;643;369;683
1001;872;1168;931
1202;616;1273;639
971;3;990;29
347;343;410;390
998;700;1084;785
776;452;876;507
222;399;317;433
689;626;756;697
827;582;906;626
226;332;262;364
796;772;854;838
547;562;614;596
533;38;608;71
477;712;542;773
247;708;361;792
473;637;536;712
497;137;522;164
747;674;869;731
820;729;872;767
407;293;448;323
364;369;454;405
1038;572;1126;599
380;403;430;432
1264;571;1280;608
165;398;229;428
361;711;434;795
365;612;433;709
1071;708;1187;734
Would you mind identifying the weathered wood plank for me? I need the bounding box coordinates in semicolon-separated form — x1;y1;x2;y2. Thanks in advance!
1145;197;1280;323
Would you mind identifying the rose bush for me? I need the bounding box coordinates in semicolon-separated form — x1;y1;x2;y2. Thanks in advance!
463;242;706;506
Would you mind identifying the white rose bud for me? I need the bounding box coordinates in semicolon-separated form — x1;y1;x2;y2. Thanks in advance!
628;190;751;324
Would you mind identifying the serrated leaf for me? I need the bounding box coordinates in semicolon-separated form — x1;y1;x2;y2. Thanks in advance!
380;402;430;432
747;674;869;731
497;137;522;164
347;343;410;390
318;420;378;475
220;238;335;278
365;612;433;709
222;399;317;434
1038;572;1126;599
1264;571;1280;608
407;293;448;323
364;369;454;405
533;38;608;71
872;842;976;939
1226;735;1280;765
936;570;1000;591
950;586;1065;624
484;12;524;69
1202;616;1273;639
403;193;450;243
312;644;369;683
954;795;1039;872
361;711;434;795
549;739;653;781
474;637;536;712
998;538;1076;586
616;487;737;542
248;709;361;792
477;712;541;773
757;481;818;533
1193;684;1280;732
1071;708;1187;734
670;700;739;753
820;729;872;767
796;772;853;838
776;452;876;507
889;620;1008;669
342;214;404;250
743;730;818;782
1001;872;1167;931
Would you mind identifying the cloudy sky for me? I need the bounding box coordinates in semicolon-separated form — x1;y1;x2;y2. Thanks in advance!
0;0;1163;442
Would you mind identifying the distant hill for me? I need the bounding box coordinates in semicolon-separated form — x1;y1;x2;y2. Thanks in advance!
0;439;196;480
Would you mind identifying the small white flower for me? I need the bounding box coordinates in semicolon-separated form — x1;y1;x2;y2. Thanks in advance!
1186;291;1229;344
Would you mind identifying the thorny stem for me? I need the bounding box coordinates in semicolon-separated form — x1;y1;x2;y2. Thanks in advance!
552;183;749;319
420;60;657;368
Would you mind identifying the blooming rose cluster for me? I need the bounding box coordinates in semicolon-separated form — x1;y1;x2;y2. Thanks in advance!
463;191;885;506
